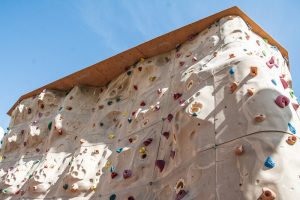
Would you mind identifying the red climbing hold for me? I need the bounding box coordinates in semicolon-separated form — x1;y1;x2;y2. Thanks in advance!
143;138;153;146
155;160;165;172
280;78;289;89
128;196;135;200
167;114;173;122
140;101;146;106
163;131;170;139
133;85;138;90
111;172;118;179
275;95;290;108
123;170;132;179
173;93;182;100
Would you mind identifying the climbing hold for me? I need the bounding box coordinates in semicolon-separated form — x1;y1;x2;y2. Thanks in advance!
140;57;145;62
286;135;297;145
79;139;86;144
48;122;52;130
175;179;185;194
259;187;276;200
288;122;296;134
292;103;299;111
127;70;132;76
107;100;113;106
110;194;117;200
275;95;290;108
229;67;235;76
192;113;197;117
230;82;238;93
108;133;115;139
192;56;197;62
143;138;153;146
139;147;146;154
128;196;135;200
173;93;183;100
149;76;156;82
271;79;277;86
140;101;146;106
256;40;260;46
123;169;132;179
255;114;266;122
175;190;188;200
105;160;112;169
229;53;235;59
264;156;275;169
280;78;289;89
266;56;278;68
163;131;170;139
133;85;138;90
189;102;203;113
63;184;68;190
155;160;165;172
247;88;255;96
250;66;258;77
90;185;96;191
128;118;132;123
170;150;176;159
235;145;244;156
179;61;185;67
290;90;294;98
116;148;123;153
167;114;173;122
111;172;118;179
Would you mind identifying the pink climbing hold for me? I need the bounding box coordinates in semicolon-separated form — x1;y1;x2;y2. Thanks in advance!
155;160;165;172
280;78;289;89
143;138;153;146
275;95;290;108
292;103;299;111
123;170;132;179
266;56;278;68
167;114;173;122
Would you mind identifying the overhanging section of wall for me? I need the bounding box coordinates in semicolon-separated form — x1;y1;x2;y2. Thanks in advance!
7;6;289;116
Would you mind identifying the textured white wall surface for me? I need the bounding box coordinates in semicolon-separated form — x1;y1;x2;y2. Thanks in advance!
0;16;299;200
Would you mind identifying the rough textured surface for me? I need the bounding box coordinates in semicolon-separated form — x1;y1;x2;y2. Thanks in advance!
0;15;299;199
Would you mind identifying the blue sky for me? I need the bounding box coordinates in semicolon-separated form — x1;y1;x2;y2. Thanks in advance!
0;0;299;129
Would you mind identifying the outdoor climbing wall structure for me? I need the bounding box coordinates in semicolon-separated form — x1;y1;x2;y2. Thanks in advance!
1;13;300;200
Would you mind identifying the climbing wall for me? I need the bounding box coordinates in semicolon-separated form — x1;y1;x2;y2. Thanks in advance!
1;15;299;200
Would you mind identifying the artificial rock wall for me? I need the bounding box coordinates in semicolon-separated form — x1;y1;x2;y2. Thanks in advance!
1;15;300;200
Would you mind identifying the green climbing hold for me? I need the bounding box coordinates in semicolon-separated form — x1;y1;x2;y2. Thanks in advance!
110;194;117;200
2;189;8;193
63;184;68;190
48;122;52;130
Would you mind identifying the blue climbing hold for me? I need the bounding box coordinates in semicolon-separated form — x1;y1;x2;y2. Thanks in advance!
110;166;115;173
264;156;275;169
288;122;296;134
116;148;123;153
110;194;116;200
271;79;277;86
229;67;235;76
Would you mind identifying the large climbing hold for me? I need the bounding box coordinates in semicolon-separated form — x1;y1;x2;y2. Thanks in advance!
155;160;165;172
266;56;278;68
258;187;276;200
275;95;290;108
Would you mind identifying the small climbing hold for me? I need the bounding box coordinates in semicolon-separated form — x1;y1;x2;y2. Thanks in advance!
275;95;290;108
189;102;203;113
292;103;299;111
108;133;115;139
229;67;235;76
266;56;278;68
105;160;112;169
179;61;185;67
271;79;277;86
90;185;96;191
79;139;86;144
176;190;188;200
139;147;146;154
163;131;170;139
66;106;72;111
116;148;123;153
107;100;113;106
149;76;156;82
192;113;197;117
173;93;182;100
143;138;153;146
250;66;258;77
255;114;266;123
110;194;117;200
259;187;276;200
256;40;260;46
128;196;135;200
128;138;133;143
123;169;132;179
155;160;165;172
140;101;146;106
140;57;145;62
133;85;138;90
138;66;142;71
111;172;118;179
63;184;68;190
280;78;289;89
286;135;297;145
167;114;173;122
28;108;32;114
288;122;296;134
48;122;52;130
128;118;132;123
230;82;238;93
247;88;255;96
229;53;235;59
235;145;244;156
192;56;197;62
127;70;132;76
290;90;294;98
264;156;275;169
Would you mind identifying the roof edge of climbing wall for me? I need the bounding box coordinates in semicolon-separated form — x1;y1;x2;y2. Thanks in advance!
7;6;289;116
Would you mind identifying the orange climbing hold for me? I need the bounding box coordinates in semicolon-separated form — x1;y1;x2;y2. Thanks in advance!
230;82;238;93
286;135;297;145
250;66;258;77
258;187;276;200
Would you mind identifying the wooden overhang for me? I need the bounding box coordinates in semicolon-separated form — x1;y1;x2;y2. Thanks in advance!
7;6;289;115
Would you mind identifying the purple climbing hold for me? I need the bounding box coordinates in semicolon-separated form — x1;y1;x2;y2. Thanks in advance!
155;160;165;172
266;56;278;68
167;114;173;122
123;169;132;179
173;93;182;100
275;95;290;108
143;138;153;146
163;131;170;139
175;190;188;200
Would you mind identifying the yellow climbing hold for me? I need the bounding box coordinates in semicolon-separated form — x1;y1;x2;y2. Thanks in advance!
108;133;115;139
105;160;112;169
149;76;156;82
122;112;128;117
90;185;97;191
139;147;146;154
140;57;145;62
